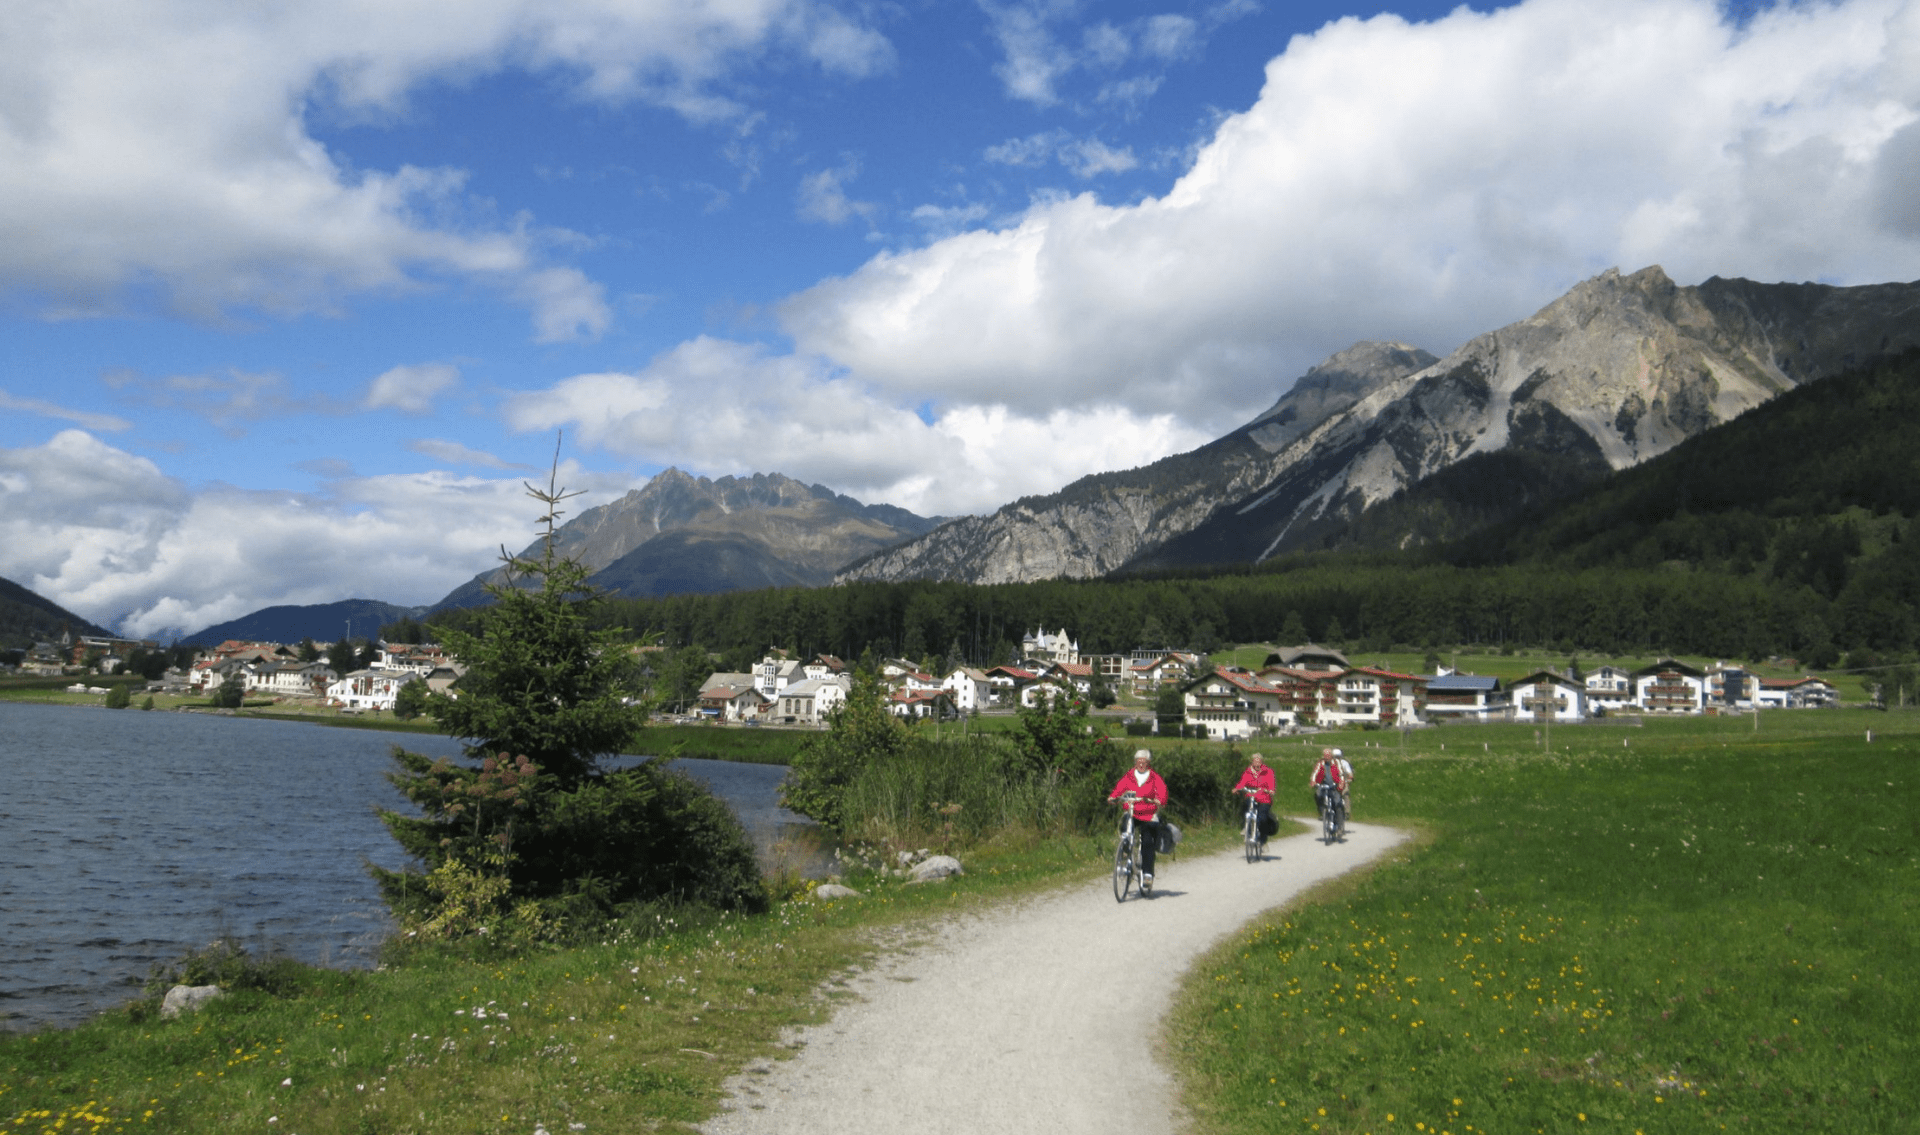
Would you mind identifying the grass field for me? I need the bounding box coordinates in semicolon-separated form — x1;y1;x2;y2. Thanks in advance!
1173;709;1919;1134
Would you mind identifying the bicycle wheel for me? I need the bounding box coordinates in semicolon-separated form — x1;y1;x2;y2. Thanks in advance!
1112;834;1135;902
1336;796;1348;841
1244;812;1258;863
1323;800;1336;843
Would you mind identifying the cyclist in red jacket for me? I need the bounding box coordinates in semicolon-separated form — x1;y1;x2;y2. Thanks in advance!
1232;751;1276;851
1109;748;1168;890
1310;746;1351;821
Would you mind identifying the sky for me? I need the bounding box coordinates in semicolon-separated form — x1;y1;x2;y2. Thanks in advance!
3;0;1918;640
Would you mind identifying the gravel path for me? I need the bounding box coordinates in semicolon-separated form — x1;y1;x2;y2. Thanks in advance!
701;817;1409;1135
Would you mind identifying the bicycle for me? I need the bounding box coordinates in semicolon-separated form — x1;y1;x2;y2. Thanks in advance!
1111;792;1154;902
1236;787;1265;863
1318;786;1348;843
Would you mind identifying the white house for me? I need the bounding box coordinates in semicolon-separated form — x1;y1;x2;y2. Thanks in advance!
941;667;992;712
1633;660;1706;714
754;654;802;699
1180;668;1288;740
773;675;851;725
1508;671;1587;722
327;669;409;711
1423;673;1503;721
1583;665;1635;711
249;660;336;698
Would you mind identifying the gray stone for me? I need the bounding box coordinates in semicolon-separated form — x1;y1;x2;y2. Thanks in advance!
906;855;964;884
160;984;224;1018
811;883;864;900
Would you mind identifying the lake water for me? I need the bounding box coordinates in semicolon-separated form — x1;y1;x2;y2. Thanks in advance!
0;702;809;1032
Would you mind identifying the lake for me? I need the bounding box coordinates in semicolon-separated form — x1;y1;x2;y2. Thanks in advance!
0;702;809;1032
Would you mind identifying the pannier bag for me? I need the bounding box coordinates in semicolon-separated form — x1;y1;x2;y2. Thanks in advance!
1258;814;1280;839
1161;823;1182;854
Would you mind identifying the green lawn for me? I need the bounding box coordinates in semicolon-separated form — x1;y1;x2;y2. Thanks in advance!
1174;708;1919;1134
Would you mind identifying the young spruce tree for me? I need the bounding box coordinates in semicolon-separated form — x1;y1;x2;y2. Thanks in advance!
373;455;765;936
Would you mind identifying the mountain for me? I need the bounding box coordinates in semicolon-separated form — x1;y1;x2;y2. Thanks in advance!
833;341;1437;584
180;599;430;647
839;267;1920;584
1135;267;1920;570
0;575;115;650
434;468;944;608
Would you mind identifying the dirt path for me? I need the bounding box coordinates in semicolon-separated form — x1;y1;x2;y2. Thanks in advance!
701;818;1409;1135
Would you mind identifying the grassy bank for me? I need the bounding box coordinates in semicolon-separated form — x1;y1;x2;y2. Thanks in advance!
0;827;1185;1135
1173;708;1919;1134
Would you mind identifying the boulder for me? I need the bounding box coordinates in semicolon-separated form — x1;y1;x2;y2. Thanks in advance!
907;855;964;884
811;883;863;900
160;984;224;1018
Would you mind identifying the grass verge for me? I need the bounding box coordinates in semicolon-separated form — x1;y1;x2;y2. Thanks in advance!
1171;709;1919;1134
0;826;1189;1134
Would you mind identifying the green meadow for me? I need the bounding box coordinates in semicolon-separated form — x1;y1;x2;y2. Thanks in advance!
4;708;1913;1134
1175;709;1919;1135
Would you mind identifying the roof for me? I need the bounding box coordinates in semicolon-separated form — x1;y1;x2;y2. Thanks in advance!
1350;666;1426;683
1426;674;1500;693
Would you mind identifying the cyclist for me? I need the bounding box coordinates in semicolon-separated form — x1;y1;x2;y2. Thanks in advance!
1109;748;1168;891
1232;751;1276;852
1310;746;1352;823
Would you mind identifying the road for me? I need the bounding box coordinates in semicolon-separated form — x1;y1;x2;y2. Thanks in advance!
701;817;1409;1135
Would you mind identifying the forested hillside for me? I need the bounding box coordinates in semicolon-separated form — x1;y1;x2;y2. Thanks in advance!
0;575;113;651
425;352;1920;675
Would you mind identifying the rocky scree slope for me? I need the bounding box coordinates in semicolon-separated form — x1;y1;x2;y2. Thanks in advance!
434;469;942;606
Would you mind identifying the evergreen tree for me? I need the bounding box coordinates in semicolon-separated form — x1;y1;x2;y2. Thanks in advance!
1281;610;1308;644
104;682;130;709
374;462;764;932
212;677;244;708
392;678;429;720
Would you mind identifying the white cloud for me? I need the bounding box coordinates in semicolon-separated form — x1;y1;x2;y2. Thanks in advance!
0;0;889;335
981;4;1244;107
407;438;527;470
365;363;460;413
783;0;1920;439
985;130;1137;177
797;160;877;225
0;389;129;432
0;429;620;637
502;337;1210;515
102;368;345;430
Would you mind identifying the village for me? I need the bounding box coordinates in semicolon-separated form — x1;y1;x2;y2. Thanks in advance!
14;625;1843;735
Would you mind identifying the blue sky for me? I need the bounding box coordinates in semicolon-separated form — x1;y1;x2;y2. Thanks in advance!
3;0;1918;639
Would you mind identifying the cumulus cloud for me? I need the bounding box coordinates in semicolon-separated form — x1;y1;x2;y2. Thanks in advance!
0;0;889;335
365;363;460;413
502;337;1209;515
783;0;1920;439
0;430;616;637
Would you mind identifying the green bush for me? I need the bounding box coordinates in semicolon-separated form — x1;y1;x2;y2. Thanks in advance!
104;682;130;709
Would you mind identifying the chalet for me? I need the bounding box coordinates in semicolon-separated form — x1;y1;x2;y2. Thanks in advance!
1320;667;1427;727
1180;667;1289;740
888;688;956;720
1083;653;1128;682
1423;673;1503;721
985;665;1039;705
1041;661;1095;696
1129;652;1199;697
1508;670;1586;722
1583;665;1635;711
377;643;449;675
697;681;768;722
1255;666;1342;728
941;667;993;713
1633;660;1706;714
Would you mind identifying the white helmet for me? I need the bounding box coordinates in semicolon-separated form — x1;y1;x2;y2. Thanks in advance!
1331;748;1343;758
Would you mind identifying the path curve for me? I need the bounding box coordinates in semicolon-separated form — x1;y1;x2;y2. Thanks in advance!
702;818;1409;1135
